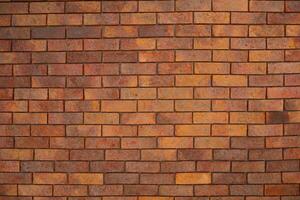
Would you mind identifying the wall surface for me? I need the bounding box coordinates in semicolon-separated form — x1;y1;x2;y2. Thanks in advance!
0;0;300;199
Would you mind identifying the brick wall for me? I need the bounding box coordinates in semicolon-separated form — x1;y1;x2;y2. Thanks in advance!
0;0;300;199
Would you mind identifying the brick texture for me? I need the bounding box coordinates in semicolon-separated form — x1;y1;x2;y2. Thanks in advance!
0;0;300;199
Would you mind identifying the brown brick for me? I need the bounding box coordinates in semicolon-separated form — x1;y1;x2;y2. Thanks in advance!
142;150;176;161
54;185;88;196
162;161;195;172
19;185;52;196
176;50;211;62
91;161;124;172
69;173;103;184
265;185;299;195
106;150;140;161
232;161;265;172
121;13;156;24
139;25;174;37
158;12;193;24
126;162;159;173
33;173;67;184
13;15;46;26
230;185;263;196
0;3;28;14
176;25;211;36
66;1;101;13
105;173;138;184
214;150;247;160
159;185;193;196
121;113;155;124
85;64;119;75
70;150;104;161
250;25;284;37
178;149;212;160
84;13;119;25
232;12;266;24
30;2;64;13
213;0;248;11
48;14;82;25
250;1;284;12
103;1;137;12
213;50;248;62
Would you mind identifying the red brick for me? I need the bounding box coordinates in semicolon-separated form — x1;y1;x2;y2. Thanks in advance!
14;64;47;76
268;13;300;24
0;27;30;39
34;125;64;136
0;53;30;64
265;185;299;195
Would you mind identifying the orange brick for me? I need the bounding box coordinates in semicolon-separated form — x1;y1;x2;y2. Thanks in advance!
176;75;211;86
158;137;193;148
121;113;156;124
212;125;247;136
213;75;247;86
121;13;156;24
194;112;228;124
138;100;173;112
195;137;229;148
33;173;66;184
69;173;103;184
230;112;265;124
194;12;230;24
175;125;210;136
176;173;211;184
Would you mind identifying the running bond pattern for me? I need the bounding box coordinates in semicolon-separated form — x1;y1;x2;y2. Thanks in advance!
0;0;300;199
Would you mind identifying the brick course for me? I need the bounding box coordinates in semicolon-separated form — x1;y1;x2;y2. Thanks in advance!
0;0;300;199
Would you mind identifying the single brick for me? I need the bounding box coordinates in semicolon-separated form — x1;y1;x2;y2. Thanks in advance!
176;173;211;184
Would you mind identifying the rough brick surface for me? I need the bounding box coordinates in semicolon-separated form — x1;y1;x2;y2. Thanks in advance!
0;0;300;199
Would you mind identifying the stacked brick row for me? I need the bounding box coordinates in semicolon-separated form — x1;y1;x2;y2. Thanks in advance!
0;0;300;199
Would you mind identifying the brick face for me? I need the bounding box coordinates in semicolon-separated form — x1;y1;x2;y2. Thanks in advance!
0;0;299;199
